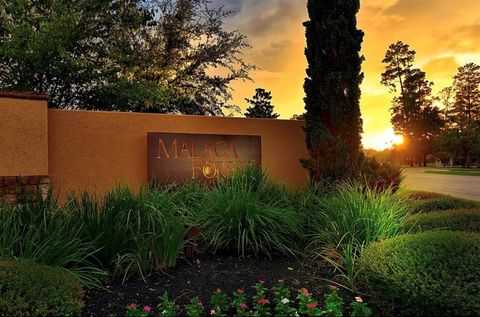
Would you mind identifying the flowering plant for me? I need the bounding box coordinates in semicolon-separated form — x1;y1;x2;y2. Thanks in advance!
273;281;297;316
351;297;372;317
253;282;271;316
210;288;229;316
232;288;249;316
186;296;204;317
126;303;152;317
297;288;322;317
157;292;175;316
322;285;344;317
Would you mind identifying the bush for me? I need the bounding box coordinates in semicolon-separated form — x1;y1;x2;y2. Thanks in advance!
196;166;302;257
0;258;84;316
360;157;403;192
0;193;101;286
408;196;480;213
404;209;480;233
67;186;186;278
310;183;409;287
361;231;480;316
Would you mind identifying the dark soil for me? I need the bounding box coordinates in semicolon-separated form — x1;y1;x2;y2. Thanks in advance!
82;253;353;316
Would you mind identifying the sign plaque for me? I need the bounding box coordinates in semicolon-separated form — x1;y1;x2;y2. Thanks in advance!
148;132;261;183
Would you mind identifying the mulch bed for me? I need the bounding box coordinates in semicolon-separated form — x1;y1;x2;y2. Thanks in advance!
82;253;352;316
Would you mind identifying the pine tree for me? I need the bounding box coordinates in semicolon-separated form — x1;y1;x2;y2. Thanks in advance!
244;88;279;119
381;43;444;166
303;0;365;182
452;63;480;127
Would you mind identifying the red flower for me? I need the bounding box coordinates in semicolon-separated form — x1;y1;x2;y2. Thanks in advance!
144;306;152;312
307;303;317;309
301;288;309;296
237;288;244;294
129;303;136;309
331;285;338;290
239;303;247;309
258;298;269;305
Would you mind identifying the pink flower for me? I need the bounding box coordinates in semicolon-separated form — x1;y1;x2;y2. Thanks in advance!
239;303;247;309
259;280;265;284
355;297;363;303
129;303;136;310
331;285;338;290
144;306;152;312
307;303;317;309
211;309;216;315
216;288;222;293
258;298;269;305
237;288;244;294
301;288;309;296
197;301;203;306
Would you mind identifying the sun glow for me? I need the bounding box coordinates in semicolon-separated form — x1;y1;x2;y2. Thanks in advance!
363;128;404;151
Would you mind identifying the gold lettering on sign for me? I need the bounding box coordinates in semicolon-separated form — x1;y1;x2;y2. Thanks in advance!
158;138;178;159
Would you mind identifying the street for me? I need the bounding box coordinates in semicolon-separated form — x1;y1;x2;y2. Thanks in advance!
403;168;480;201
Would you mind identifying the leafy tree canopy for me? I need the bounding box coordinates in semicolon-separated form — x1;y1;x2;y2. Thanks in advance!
0;0;254;115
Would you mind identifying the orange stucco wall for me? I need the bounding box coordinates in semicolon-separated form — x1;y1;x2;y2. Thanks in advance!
0;96;48;176
47;109;309;198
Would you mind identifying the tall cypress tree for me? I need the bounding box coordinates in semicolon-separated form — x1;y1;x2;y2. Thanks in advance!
303;0;364;182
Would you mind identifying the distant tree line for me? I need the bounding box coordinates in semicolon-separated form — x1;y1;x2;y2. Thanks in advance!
0;0;254;115
382;41;480;167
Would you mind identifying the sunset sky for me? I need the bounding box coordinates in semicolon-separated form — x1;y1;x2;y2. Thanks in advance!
213;0;480;150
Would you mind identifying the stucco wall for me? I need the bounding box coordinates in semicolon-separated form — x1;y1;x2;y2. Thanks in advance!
0;95;48;176
48;109;309;198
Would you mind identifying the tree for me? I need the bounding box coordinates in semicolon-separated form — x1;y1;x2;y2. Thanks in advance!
436;86;455;124
303;0;364;182
244;88;279;119
452;63;480;127
0;0;254;115
435;127;480;167
381;43;444;166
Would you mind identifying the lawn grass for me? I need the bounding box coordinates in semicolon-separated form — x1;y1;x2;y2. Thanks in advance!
425;169;480;177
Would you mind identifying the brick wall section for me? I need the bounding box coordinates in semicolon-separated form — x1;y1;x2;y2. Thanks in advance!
0;176;50;204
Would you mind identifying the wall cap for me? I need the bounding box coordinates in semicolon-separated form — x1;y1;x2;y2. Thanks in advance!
0;91;49;101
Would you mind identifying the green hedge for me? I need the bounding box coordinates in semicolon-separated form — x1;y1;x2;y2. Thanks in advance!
361;231;480;317
404;209;480;233
408;196;479;213
0;258;84;316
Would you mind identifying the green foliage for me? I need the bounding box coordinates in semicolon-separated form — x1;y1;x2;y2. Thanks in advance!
361;231;480;316
404;209;480;233
303;0;364;182
0;258;84;316
311;183;409;287
196;166;302;257
157;292;175;316
185;296;204;317
244;88;279;119
407;196;479;213
0;0;253;114
351;299;372;317
0;193;103;286
67;186;186;279
273;282;296;316
210;289;229;316
381;41;444;166
359;157;404;192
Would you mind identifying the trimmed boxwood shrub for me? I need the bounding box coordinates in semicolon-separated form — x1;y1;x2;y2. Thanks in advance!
361;231;480;317
404;209;480;233
408;196;480;213
0;258;84;316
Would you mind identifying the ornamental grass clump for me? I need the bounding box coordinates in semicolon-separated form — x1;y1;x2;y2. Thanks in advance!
311;183;410;287
66;186;186;279
197;166;302;257
0;192;102;286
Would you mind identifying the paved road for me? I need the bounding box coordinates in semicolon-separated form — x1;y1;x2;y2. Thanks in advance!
403;168;480;201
